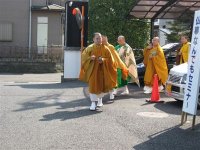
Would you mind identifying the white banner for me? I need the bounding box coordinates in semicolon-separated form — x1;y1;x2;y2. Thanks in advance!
64;50;81;79
182;10;200;115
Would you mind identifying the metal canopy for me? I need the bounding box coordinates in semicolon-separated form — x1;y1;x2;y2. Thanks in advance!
32;4;65;12
129;0;200;20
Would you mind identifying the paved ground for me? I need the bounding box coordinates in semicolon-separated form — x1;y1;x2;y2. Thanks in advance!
1;73;200;150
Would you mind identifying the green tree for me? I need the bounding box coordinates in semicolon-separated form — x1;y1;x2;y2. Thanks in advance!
166;14;193;42
88;0;150;49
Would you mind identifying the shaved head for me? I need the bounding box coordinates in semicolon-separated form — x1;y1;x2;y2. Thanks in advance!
117;35;126;46
153;37;159;42
102;35;108;45
180;35;189;44
118;35;125;41
93;32;101;38
152;37;160;46
93;32;102;45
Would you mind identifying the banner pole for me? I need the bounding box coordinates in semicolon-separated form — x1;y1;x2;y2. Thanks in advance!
185;113;188;123
192;115;196;130
79;5;85;80
81;5;85;52
181;112;186;125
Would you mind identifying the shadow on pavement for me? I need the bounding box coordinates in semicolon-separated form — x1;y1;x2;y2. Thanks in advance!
39;109;102;121
14;97;90;112
101;86;169;102
153;100;183;115
13;87;103;121
133;124;200;150
13;87;90;112
5;81;87;89
153;100;200;116
128;84;170;99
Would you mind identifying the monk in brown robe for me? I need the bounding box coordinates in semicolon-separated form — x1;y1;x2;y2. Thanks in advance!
79;33;117;110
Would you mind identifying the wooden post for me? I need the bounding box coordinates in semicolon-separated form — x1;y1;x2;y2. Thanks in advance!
181;112;197;130
79;5;85;79
181;112;187;125
185;113;188;123
192;115;196;130
81;6;85;52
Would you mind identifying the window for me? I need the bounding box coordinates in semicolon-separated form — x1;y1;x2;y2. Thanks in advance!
37;17;48;53
0;22;13;42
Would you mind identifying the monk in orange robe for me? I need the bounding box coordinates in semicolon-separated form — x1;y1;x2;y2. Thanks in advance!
79;33;117;110
143;37;168;94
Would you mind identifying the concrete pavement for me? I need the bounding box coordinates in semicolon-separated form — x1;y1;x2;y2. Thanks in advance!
0;73;200;150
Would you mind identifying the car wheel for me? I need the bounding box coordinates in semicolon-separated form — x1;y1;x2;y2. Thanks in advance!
139;79;144;86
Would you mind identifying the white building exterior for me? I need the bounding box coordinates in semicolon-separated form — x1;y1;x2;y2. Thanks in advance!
154;19;173;46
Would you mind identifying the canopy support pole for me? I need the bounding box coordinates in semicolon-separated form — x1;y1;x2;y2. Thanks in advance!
150;19;154;41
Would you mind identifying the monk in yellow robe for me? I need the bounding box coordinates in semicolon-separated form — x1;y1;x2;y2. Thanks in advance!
102;35;128;99
79;33;117;110
179;35;190;64
143;37;168;94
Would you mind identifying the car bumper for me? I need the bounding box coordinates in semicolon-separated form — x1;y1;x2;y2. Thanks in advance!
165;81;185;101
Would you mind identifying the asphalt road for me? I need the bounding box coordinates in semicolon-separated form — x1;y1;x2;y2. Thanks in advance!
0;73;200;150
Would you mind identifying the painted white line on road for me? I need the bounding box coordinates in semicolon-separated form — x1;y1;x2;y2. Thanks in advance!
26;82;60;84
0;81;60;84
137;112;169;118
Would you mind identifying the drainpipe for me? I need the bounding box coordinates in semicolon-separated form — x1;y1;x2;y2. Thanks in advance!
28;0;32;59
46;0;49;6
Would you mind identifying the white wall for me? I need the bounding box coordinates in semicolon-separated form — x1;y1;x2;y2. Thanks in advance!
158;19;173;45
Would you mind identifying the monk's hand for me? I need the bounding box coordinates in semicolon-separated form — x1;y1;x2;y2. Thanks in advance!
91;55;96;60
98;56;103;64
178;51;182;55
149;51;157;59
147;45;152;50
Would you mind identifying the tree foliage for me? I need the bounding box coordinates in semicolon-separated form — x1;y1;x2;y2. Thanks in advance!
88;0;150;49
166;14;193;42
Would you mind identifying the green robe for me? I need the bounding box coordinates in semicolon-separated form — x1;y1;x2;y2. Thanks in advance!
115;45;129;87
115;44;139;88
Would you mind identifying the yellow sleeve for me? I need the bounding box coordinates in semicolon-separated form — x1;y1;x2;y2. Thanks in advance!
180;43;190;63
102;46;118;88
143;48;151;67
108;45;128;80
79;45;94;82
81;45;93;66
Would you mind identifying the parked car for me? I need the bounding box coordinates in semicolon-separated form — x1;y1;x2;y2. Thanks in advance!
136;43;181;84
165;63;187;101
165;63;200;105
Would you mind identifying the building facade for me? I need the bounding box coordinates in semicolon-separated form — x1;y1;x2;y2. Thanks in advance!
0;0;65;50
154;19;173;46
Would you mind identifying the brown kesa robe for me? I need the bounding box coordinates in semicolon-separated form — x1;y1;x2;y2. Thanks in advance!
105;43;128;80
79;44;117;94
